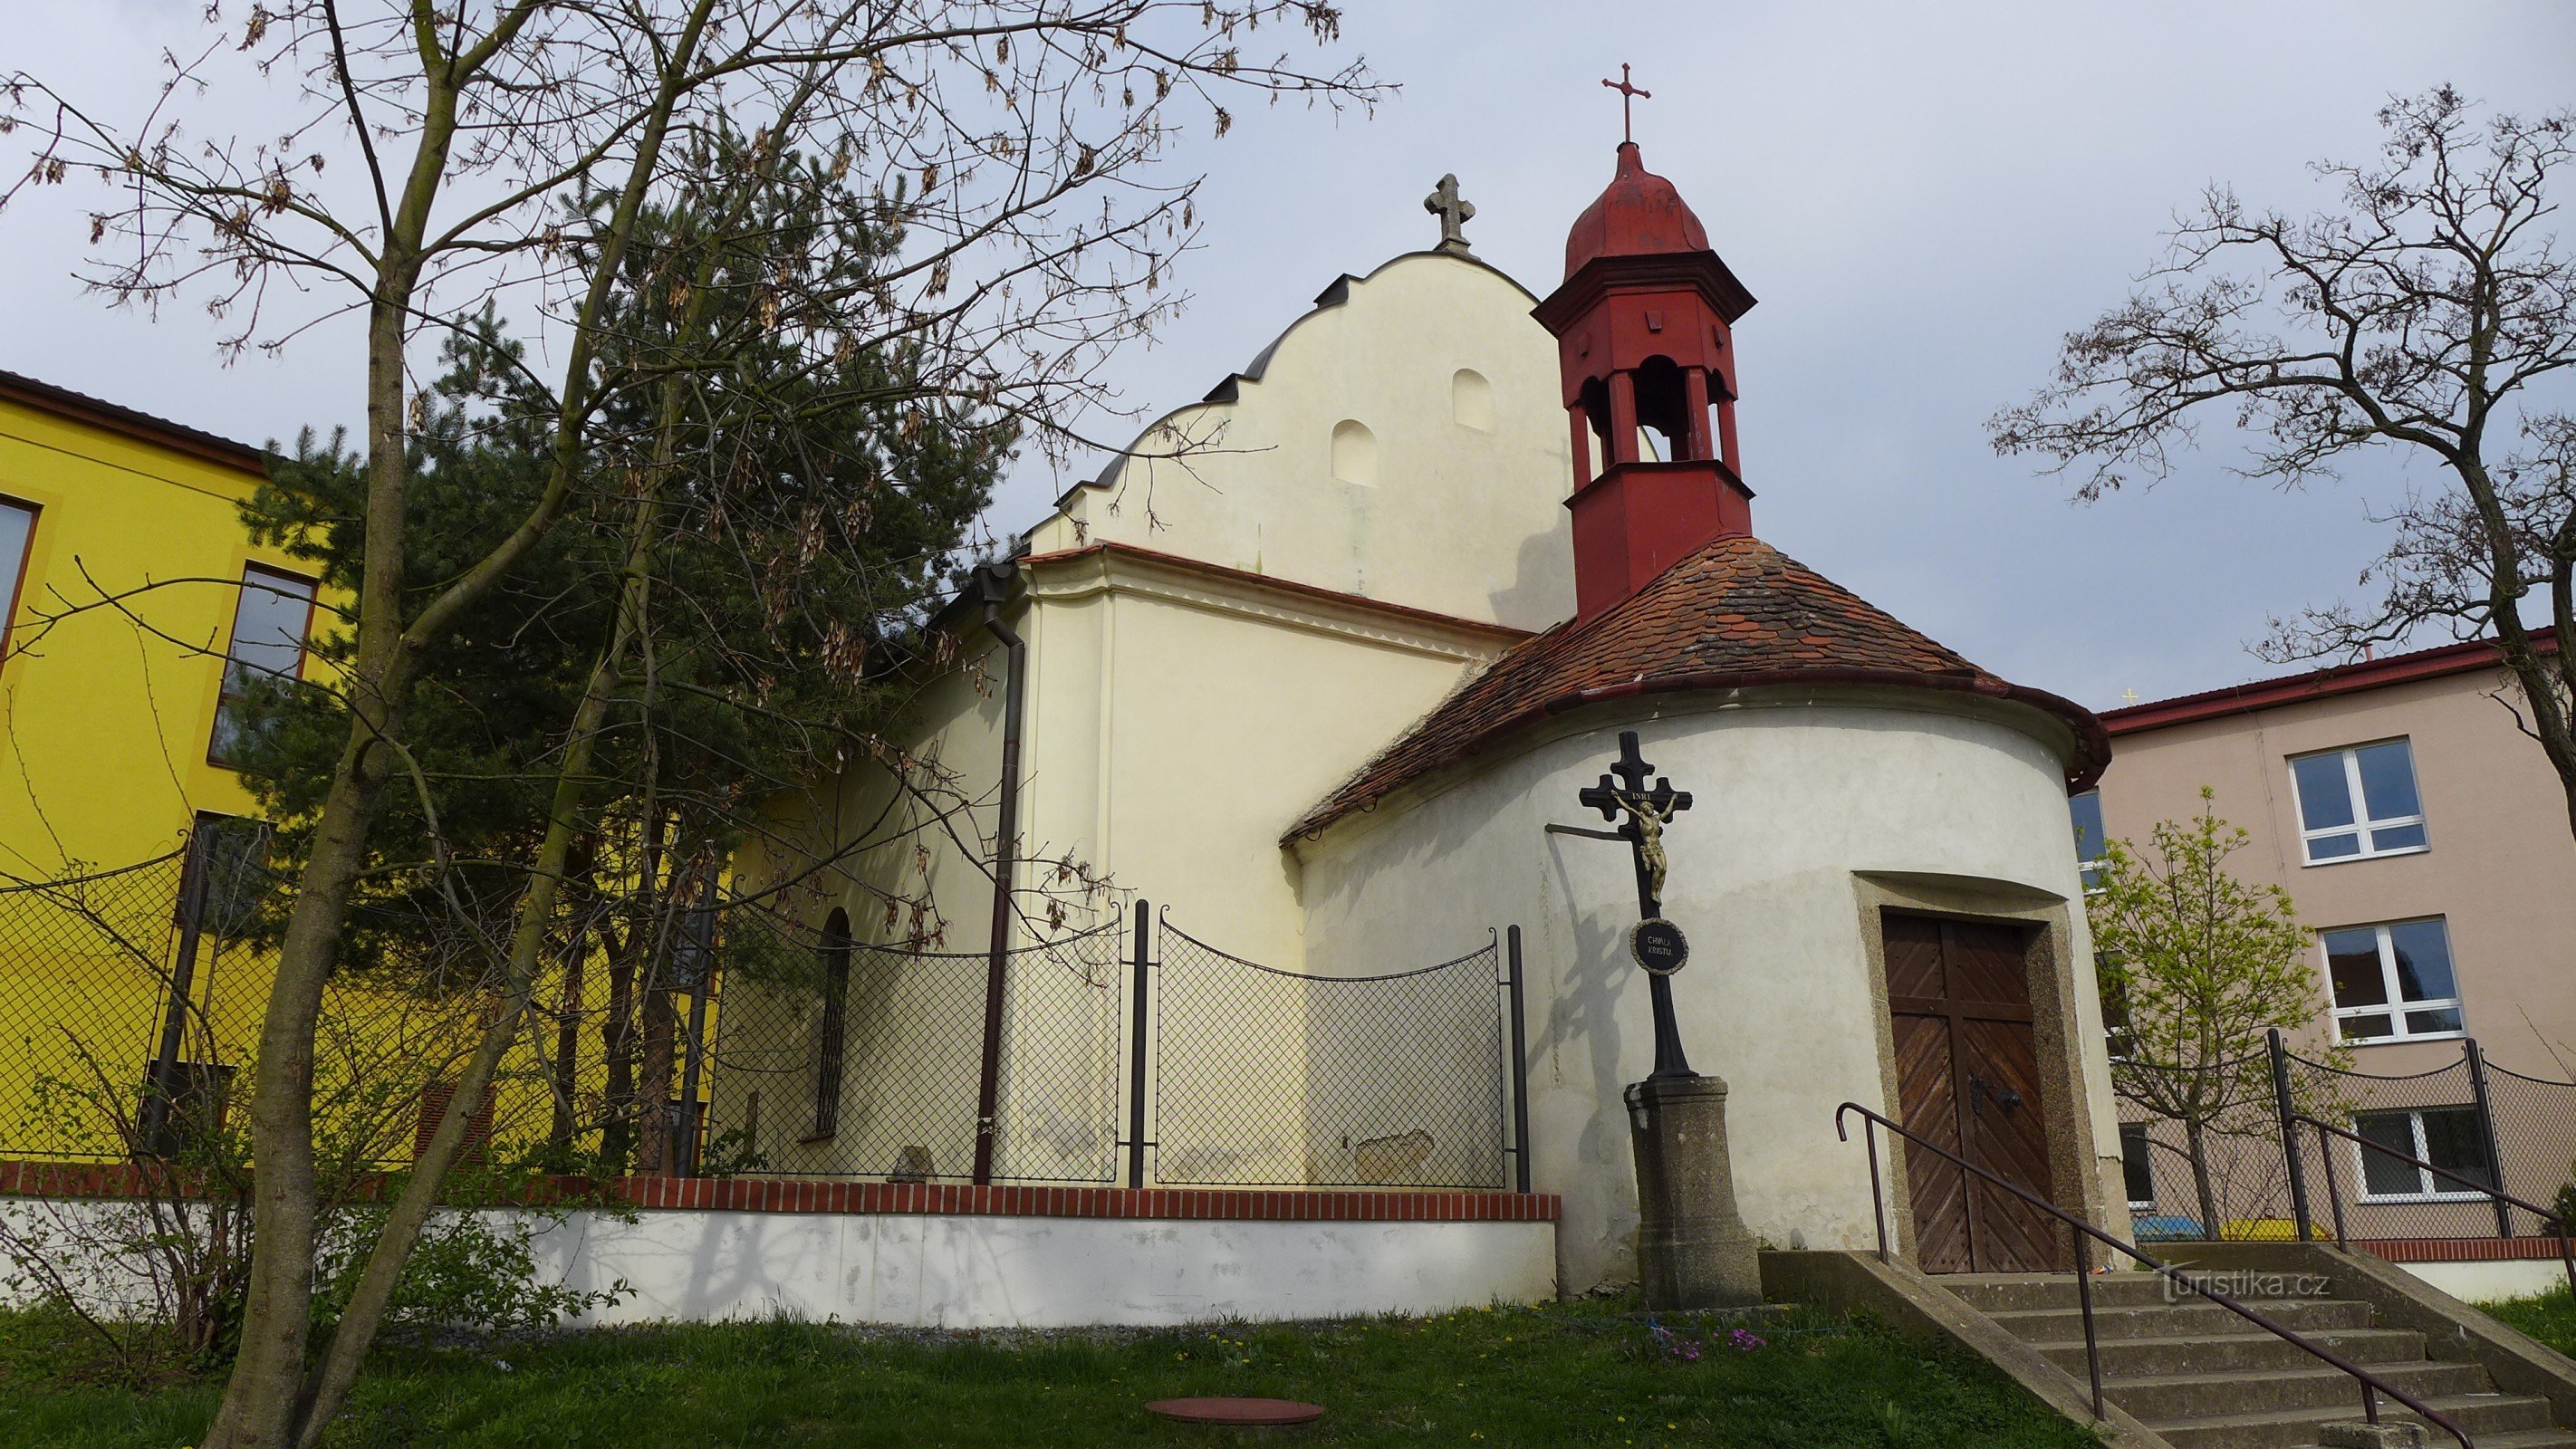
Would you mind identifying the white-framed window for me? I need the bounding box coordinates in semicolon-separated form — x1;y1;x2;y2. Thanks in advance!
2289;740;2427;864
2322;917;2464;1044
2352;1106;2494;1202
208;564;317;766
2118;1122;2157;1209
2068;790;2108;891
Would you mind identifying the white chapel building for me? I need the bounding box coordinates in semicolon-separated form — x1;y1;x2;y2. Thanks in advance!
732;139;2131;1299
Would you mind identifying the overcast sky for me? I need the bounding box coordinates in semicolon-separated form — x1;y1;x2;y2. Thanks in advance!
5;2;2572;711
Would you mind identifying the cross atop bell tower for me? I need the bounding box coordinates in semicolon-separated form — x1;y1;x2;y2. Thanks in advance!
1601;63;1651;144
1531;101;1761;624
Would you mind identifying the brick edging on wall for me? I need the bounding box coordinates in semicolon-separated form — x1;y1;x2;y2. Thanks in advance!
2356;1236;2575;1264
0;1160;1561;1223
610;1180;1562;1221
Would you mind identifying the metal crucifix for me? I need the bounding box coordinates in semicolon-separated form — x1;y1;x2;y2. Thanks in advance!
1576;730;1697;1080
1601;63;1651;144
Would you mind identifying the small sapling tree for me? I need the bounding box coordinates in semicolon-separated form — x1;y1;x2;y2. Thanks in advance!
2087;789;2343;1237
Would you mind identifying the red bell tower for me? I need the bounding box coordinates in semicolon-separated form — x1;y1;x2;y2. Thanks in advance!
1533;131;1758;624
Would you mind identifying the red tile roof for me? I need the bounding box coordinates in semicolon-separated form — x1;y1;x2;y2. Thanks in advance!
0;367;266;475
2099;635;2554;735
1283;533;2109;842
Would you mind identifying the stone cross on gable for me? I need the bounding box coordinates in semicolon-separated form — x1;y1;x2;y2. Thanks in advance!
1424;173;1475;256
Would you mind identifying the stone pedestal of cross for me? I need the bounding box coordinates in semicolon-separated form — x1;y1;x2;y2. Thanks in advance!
1576;729;1760;1310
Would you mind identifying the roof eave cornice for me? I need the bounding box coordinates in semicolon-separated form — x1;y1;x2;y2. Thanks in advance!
1021;540;1533;662
1532;251;1758;332
0;369;268;475
1283;666;2109;849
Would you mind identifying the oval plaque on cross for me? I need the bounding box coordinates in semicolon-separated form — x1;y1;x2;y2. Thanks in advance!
1629;917;1688;975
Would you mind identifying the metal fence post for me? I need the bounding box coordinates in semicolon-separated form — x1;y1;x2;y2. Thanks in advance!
2465;1037;2513;1238
671;896;716;1179
1505;925;1532;1195
1126;899;1150;1191
2270;1027;2314;1243
139;829;215;1158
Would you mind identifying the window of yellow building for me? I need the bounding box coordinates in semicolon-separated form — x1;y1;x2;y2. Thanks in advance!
0;495;35;658
209;563;317;766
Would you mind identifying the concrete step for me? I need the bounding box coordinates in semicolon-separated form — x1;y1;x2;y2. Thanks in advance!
2417;1433;2576;1449
1943;1270;2185;1312
2146;1391;2558;1449
2100;1360;2489;1421
2025;1327;2430;1378
1987;1297;2374;1342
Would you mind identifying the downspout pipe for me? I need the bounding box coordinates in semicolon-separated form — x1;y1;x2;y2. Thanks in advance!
969;560;1027;1184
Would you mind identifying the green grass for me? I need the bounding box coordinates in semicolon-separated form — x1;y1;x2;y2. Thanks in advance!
2485;1285;2576;1358
0;1297;2102;1449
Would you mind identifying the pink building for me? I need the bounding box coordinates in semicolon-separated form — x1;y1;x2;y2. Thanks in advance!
2084;639;2576;1241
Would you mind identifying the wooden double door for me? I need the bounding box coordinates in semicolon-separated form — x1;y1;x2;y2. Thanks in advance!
1881;912;2064;1272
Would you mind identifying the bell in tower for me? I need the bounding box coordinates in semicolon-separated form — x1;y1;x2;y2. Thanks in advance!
1533;84;1759;624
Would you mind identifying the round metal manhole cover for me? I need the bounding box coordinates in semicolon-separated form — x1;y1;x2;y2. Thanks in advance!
1146;1396;1326;1426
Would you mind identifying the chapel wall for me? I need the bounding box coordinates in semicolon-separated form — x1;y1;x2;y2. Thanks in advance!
716;622;1022;1181
1292;695;2126;1292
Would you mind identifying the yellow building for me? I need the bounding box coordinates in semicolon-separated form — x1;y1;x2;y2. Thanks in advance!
0;369;328;1161
0;374;699;1172
0;368;314;875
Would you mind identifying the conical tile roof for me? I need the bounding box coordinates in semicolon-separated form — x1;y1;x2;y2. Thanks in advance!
1283;533;2107;841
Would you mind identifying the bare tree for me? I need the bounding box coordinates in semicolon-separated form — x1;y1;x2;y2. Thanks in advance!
1990;87;2576;837
3;6;1378;1446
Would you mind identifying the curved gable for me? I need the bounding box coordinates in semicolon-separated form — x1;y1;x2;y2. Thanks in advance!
1056;251;1575;630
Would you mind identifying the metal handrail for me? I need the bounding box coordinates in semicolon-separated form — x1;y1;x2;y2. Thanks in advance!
1837;1101;2474;1449
2292;1111;2576;1300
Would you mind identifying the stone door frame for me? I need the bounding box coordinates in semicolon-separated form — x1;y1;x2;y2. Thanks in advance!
1850;872;2120;1267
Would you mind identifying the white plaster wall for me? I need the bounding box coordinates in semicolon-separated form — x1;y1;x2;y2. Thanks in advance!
4;1195;1553;1329
2396;1257;2571;1304
1293;694;2119;1294
1053;251;1577;631
0;1195;164;1316
525;1209;1555;1328
729;562;1516;1177
1094;588;1496;961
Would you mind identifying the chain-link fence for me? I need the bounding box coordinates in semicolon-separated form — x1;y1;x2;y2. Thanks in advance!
2116;1034;2576;1248
697;907;1124;1184
1150;916;1510;1188
0;847;205;1163
2;840;1533;1193
3;822;758;1181
2114;1048;2304;1242
2485;1063;2576;1236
